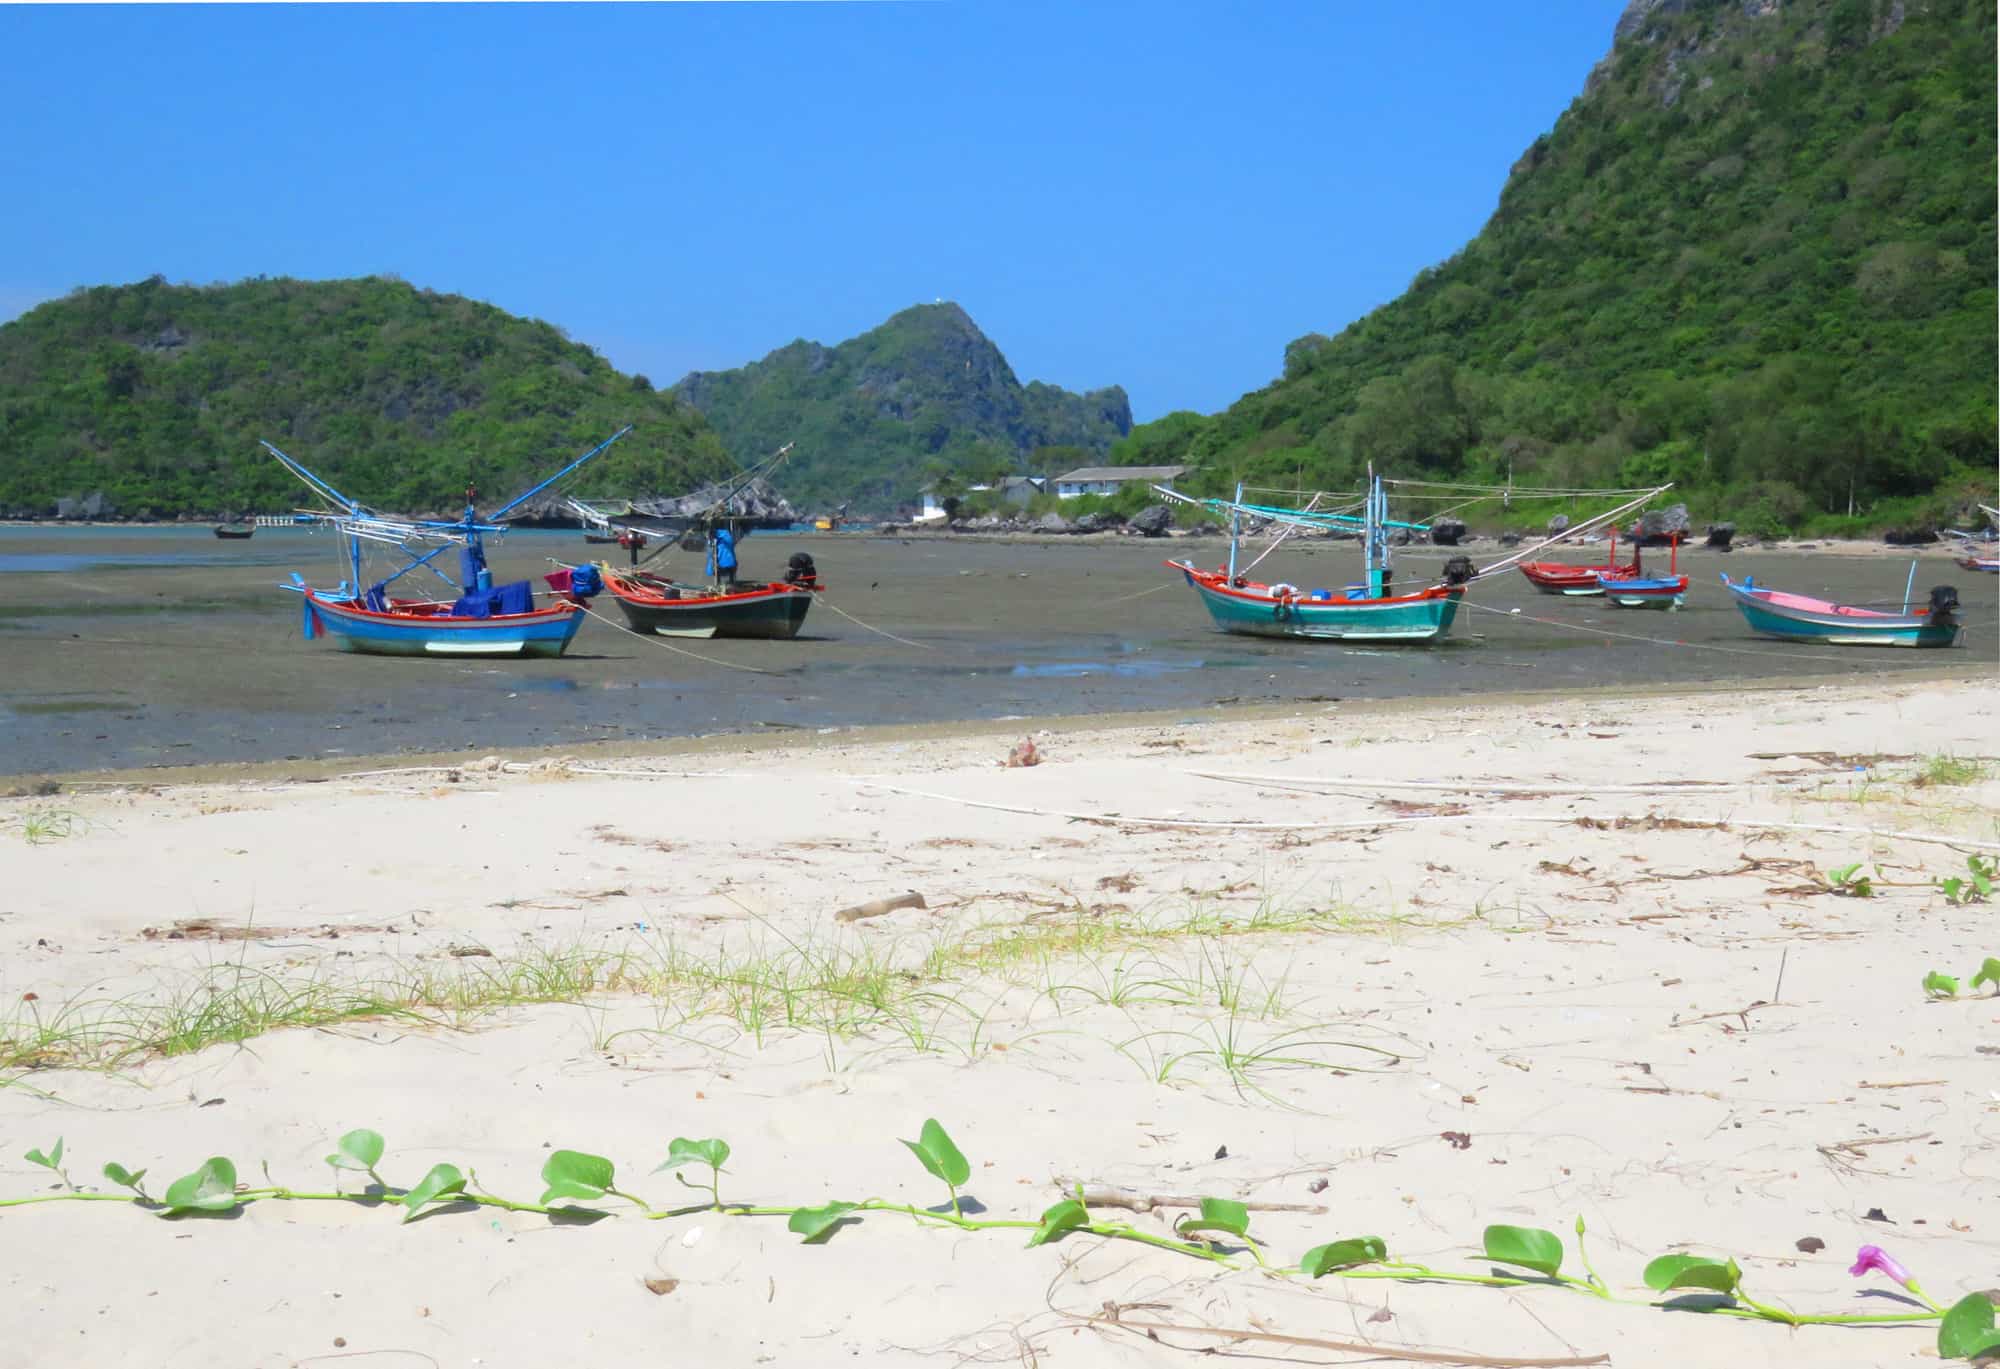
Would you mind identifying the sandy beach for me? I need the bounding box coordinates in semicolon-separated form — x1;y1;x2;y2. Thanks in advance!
2;676;1997;1368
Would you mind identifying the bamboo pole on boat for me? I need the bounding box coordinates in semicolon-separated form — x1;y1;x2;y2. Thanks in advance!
1901;559;1917;614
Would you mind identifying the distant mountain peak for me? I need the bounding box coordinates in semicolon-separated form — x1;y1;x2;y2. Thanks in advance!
674;304;1130;512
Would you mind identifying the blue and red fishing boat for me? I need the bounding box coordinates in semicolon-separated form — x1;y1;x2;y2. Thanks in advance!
1595;538;1687;609
265;427;632;659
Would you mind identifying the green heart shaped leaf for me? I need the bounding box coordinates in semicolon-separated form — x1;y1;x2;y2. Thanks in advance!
161;1156;238;1215
399;1163;467;1221
325;1128;385;1173
1483;1224;1564;1276
539;1149;615;1205
1925;971;1962;999
24;1138;62;1171
1643;1254;1741;1295
1939;1292;2000;1361
656;1137;730;1174
1175;1197;1250;1241
1973;957;2000;994
788;1201;858;1244
102;1161;147;1194
900;1119;970;1189
1027;1198;1089;1248
1301;1237;1389;1277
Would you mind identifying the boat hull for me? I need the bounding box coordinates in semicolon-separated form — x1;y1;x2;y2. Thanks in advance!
606;581;814;640
1173;564;1462;642
1600;575;1687;609
302;591;584;658
1720;576;1961;648
1520;562;1624;596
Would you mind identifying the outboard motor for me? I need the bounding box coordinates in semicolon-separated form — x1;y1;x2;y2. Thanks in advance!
1928;585;1960;620
1441;556;1477;587
784;551;819;589
569;562;603;600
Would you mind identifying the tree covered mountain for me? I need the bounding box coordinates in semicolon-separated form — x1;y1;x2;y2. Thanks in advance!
674;303;1132;512
1112;0;1996;535
0;275;733;518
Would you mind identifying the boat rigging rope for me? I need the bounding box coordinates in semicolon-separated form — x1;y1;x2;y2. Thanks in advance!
575;601;782;676
1238;492;1326;575
815;596;933;650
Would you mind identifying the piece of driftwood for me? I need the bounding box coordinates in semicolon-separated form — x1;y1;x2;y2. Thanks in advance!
1050;1177;1326;1214
1083;1314;1609;1367
834;891;926;923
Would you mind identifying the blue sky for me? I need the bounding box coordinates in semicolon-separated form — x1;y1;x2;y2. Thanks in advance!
1;2;1620;422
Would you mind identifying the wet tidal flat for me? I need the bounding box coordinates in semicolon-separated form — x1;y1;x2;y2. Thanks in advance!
0;525;1991;776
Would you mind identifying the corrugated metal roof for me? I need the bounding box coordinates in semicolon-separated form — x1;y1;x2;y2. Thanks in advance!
1053;465;1188;483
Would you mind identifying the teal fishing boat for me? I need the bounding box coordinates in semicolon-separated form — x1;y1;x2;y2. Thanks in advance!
1720;574;1963;648
1163;471;1471;644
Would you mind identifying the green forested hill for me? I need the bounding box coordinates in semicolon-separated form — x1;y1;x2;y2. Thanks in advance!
1116;0;1996;535
0;275;733;518
674;303;1132;512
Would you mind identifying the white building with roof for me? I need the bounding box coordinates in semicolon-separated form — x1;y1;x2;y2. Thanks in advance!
1052;465;1188;499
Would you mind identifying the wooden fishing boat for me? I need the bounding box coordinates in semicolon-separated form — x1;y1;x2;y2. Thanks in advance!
1598;573;1688;608
1596;538;1686;608
265;427;635;660
213;523;255;540
1720;574;1963;648
597;564;816;639
1170;564;1463;641
297;584;583;657
1956;554;2000;573
1519;529;1638;596
1162;471;1471;644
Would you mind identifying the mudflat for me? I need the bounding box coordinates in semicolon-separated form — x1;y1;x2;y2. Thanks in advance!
0;526;1991;777
1;676;1995;1368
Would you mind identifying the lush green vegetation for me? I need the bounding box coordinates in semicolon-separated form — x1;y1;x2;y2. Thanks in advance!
1112;0;1996;536
675;303;1131;514
0;275;733;518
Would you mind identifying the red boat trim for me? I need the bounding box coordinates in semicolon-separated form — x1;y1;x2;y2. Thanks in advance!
1170;563;1463;607
305;590;581;625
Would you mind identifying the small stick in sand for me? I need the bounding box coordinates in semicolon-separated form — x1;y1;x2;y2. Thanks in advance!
1082;1315;1609;1368
1049;1177;1326;1214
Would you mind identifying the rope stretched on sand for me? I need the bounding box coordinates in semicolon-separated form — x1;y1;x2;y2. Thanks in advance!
578;602;780;676
815;596;933;650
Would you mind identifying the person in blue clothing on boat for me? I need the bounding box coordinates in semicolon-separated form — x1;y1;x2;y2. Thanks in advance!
707;521;740;588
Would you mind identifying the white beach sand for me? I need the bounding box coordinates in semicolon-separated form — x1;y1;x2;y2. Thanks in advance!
2;677;1996;1368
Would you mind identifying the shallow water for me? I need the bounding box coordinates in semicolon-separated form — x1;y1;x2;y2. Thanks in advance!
0;526;1990;774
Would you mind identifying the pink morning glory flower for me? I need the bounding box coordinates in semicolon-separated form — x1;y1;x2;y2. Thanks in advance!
1848;1245;1913;1288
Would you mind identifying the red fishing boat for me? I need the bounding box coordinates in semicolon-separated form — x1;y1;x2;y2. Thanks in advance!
1518;528;1642;596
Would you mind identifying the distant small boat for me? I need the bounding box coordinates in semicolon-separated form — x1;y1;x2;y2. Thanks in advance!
596;563;818;639
1956;554;1999;573
213;523;255;540
583;531;622;545
1721;574;1963;648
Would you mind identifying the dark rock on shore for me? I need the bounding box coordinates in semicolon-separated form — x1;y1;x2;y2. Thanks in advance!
1430;516;1467;546
1884;527;1939;545
1630;503;1691;546
1128;505;1173;537
1705;522;1735;550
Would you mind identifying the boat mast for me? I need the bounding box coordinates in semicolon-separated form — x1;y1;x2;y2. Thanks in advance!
1366;465;1387;598
1227;481;1242;581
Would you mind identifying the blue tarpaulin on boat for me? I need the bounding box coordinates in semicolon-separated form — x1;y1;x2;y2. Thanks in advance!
365;583;389;612
449;580;535;618
460;544;488;590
